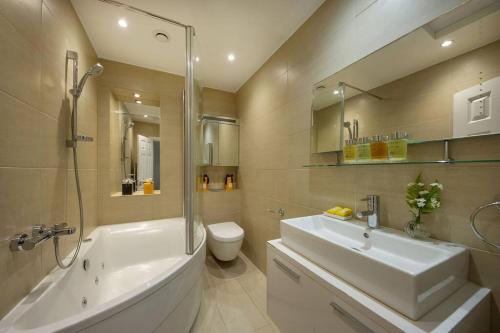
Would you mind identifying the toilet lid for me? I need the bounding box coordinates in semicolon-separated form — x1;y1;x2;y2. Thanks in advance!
207;222;244;242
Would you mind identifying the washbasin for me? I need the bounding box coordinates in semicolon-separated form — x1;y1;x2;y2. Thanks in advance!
280;215;469;320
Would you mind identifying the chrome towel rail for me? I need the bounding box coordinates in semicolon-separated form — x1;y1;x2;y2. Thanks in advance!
470;201;500;249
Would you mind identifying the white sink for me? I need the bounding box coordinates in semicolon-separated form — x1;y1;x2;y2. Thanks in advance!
280;215;469;320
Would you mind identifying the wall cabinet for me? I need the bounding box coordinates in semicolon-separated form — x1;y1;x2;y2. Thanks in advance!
202;121;239;166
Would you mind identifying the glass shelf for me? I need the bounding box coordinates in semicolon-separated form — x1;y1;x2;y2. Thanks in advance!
303;159;500;168
323;133;500;154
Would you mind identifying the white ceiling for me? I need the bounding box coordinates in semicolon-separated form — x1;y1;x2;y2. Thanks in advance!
71;0;325;92
123;102;160;124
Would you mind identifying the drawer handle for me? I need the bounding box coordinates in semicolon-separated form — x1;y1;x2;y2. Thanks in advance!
330;301;374;333
273;258;300;282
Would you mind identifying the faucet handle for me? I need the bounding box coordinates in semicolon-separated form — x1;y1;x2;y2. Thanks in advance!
32;224;48;237
54;223;69;230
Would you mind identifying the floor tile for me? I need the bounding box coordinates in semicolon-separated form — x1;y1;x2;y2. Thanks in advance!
194;253;280;333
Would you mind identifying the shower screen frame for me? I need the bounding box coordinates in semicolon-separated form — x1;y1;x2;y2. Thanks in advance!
96;0;202;255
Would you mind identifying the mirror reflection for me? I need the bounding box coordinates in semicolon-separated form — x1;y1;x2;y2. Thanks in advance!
110;94;160;196
312;6;500;153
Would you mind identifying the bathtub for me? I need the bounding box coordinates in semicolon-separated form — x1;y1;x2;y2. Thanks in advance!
0;218;206;333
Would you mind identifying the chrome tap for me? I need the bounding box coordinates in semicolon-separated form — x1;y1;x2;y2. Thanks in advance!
9;223;76;252
356;195;380;229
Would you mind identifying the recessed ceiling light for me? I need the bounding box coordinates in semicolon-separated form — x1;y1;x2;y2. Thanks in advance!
441;40;453;48
118;19;128;28
333;90;339;95
144;115;148;118
135;100;142;104
195;56;200;62
227;53;235;62
134;93;141;98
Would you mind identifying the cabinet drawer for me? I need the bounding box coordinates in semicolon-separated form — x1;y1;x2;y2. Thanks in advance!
267;252;315;333
267;245;386;333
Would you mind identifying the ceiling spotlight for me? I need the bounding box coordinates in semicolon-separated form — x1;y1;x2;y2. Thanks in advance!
441;40;453;48
144;115;148;118
135;100;142;104
195;56;200;62
227;53;236;62
118;19;128;28
134;93;141;98
333;90;339;95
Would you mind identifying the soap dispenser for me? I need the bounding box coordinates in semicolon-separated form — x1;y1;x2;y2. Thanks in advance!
202;174;209;192
225;174;234;192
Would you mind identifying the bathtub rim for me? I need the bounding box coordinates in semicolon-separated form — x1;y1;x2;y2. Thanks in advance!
0;218;206;333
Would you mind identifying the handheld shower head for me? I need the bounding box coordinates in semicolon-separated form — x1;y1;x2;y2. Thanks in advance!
89;63;104;76
75;63;103;97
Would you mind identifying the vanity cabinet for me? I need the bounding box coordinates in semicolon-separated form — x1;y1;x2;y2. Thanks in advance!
202;121;239;166
267;241;490;333
267;247;385;333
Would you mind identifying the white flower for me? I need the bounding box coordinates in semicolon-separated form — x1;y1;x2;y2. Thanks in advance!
419;190;429;196
416;198;426;207
417;182;424;186
430;182;443;190
430;198;440;208
407;182;415;187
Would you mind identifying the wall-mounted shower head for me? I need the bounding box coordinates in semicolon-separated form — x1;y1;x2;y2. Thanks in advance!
75;63;104;97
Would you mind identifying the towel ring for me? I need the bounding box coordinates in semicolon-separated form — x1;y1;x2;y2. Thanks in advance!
470;201;500;249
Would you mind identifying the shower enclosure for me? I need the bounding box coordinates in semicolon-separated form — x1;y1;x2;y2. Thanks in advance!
97;0;204;254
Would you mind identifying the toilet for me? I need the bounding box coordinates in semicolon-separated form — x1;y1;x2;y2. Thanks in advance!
206;222;244;261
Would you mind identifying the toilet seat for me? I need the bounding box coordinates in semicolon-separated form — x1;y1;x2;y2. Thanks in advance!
207;222;244;242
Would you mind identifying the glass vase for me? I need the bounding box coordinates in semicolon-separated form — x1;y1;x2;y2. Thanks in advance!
404;215;430;239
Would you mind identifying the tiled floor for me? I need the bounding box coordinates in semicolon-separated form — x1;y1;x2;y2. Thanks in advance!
190;253;280;333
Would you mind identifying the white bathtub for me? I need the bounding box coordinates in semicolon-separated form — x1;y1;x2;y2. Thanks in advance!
0;218;206;333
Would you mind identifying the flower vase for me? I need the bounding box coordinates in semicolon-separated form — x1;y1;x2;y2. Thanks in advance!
404;215;430;239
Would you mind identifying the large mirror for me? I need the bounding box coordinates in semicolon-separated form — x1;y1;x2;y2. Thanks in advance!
312;3;500;153
109;89;161;196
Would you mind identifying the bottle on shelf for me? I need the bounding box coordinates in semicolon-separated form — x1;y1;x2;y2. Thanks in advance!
370;135;388;160
388;131;408;161
356;137;371;161
343;139;357;163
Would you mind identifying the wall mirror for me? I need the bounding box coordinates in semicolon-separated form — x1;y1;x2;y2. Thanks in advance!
311;2;500;154
109;88;161;196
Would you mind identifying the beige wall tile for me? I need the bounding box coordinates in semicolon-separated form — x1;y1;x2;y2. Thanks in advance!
236;0;500;329
0;168;43;318
0;0;42;50
0;0;98;317
0;12;41;108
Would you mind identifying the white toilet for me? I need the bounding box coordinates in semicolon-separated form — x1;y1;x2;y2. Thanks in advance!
206;222;244;261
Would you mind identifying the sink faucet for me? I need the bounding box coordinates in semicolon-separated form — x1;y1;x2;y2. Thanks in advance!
356;195;380;229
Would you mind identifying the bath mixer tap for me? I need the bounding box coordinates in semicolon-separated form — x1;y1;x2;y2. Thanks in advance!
9;223;76;252
356;195;380;229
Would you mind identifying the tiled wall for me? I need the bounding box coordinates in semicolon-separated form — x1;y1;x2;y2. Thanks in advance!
97;59;185;225
200;88;241;226
0;0;98;318
97;60;240;226
236;0;500;330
